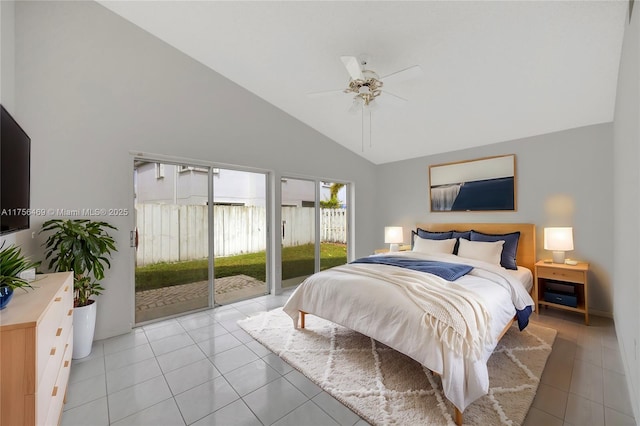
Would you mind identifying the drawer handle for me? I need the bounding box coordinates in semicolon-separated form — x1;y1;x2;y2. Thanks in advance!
56;327;63;336
64;285;69;292
50;347;56;356
64;360;70;368
52;386;58;397
68;309;73;316
54;297;62;302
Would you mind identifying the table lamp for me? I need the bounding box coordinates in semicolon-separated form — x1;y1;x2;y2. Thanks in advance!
544;227;574;264
384;226;403;252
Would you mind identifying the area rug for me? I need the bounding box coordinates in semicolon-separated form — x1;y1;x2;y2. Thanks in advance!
238;309;557;426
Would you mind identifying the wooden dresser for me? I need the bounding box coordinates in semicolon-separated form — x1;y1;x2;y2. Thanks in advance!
0;272;74;426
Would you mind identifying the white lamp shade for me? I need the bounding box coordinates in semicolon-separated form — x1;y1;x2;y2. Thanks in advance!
384;226;404;244
544;227;574;251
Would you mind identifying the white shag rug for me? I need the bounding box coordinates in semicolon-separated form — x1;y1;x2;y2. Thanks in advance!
238;308;557;426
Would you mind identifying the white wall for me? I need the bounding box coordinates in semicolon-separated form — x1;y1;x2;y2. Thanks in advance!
375;123;614;316
14;1;376;339
613;4;640;420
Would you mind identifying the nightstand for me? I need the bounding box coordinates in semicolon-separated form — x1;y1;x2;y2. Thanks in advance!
534;260;590;325
374;245;411;254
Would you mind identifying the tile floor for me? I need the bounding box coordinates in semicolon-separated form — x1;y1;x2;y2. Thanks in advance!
61;290;637;426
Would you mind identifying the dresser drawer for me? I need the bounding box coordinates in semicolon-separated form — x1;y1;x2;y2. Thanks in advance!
36;282;73;385
537;266;584;283
36;305;72;424
42;331;72;426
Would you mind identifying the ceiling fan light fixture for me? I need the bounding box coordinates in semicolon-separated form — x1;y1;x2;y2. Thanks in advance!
365;99;379;111
308;55;421;151
348;97;362;114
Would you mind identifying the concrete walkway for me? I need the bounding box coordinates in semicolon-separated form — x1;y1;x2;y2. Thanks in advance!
135;275;266;323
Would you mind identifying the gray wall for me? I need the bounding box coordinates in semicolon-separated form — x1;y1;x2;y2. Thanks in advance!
613;4;640;420
0;0;33;252
375;123;614;315
0;0;15;110
13;1;376;339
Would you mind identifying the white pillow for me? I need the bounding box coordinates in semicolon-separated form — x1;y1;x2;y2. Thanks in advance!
412;236;457;255
456;238;504;265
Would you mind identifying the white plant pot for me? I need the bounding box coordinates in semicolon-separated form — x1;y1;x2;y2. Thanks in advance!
72;300;97;359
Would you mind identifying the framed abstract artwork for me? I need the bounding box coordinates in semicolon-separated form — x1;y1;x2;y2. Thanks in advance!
429;154;516;212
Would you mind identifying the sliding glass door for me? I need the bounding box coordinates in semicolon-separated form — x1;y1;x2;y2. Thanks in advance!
134;160;270;323
134;161;210;323
319;181;348;271
212;168;268;305
281;178;317;287
281;178;349;288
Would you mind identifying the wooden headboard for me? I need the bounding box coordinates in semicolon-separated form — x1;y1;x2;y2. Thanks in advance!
416;223;536;272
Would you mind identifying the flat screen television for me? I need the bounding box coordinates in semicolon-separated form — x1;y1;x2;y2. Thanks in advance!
1;105;31;235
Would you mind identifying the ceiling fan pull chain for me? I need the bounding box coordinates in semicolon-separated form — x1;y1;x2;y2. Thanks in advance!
361;106;365;152
369;109;372;148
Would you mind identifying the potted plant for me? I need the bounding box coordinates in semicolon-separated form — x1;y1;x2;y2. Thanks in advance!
0;242;39;309
40;219;117;359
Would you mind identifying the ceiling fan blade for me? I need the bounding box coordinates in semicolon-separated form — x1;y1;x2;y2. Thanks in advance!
381;65;422;84
377;91;407;108
340;56;364;81
307;89;345;98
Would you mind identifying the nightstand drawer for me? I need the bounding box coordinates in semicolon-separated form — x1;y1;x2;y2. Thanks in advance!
536;266;584;283
544;291;578;308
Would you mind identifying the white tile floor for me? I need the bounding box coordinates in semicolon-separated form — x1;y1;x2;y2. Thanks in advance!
61;290;637;426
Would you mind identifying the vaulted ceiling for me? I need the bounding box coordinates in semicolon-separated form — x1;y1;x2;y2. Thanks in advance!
99;1;628;164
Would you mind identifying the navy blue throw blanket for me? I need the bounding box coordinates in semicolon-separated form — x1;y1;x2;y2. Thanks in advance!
516;306;532;331
351;256;473;281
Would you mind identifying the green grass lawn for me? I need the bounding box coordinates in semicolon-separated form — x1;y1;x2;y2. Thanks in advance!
135;243;347;292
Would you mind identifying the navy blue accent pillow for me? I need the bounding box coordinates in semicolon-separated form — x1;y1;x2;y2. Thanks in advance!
417;229;453;240
451;231;471;254
470;230;520;270
411;229;453;248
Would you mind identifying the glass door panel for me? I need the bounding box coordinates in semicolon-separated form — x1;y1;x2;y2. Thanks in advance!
281;178;316;288
134;161;210;323
212;169;268;304
319;181;348;270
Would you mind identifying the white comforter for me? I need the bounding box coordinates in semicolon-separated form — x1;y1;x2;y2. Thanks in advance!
282;251;535;411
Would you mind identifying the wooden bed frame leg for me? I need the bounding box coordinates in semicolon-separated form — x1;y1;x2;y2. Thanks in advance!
454;407;463;426
300;311;306;329
430;369;462;425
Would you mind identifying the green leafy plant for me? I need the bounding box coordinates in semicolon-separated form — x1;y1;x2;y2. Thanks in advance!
319;183;345;209
40;219;117;307
0;242;40;290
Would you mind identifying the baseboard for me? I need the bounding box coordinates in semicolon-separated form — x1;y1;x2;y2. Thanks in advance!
590;308;613;319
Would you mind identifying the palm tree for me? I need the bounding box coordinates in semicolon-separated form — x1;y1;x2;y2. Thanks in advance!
320;183;345;208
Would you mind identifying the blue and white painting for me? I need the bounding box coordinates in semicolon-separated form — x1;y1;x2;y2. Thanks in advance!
429;155;516;212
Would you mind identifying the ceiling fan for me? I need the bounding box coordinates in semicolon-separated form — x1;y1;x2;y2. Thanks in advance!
309;56;422;148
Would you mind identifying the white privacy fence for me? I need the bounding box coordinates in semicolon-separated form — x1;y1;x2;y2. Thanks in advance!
136;204;347;266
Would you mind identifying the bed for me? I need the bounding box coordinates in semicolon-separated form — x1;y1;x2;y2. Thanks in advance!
282;223;536;425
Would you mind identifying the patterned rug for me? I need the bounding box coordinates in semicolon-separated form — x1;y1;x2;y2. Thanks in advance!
238;309;556;426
